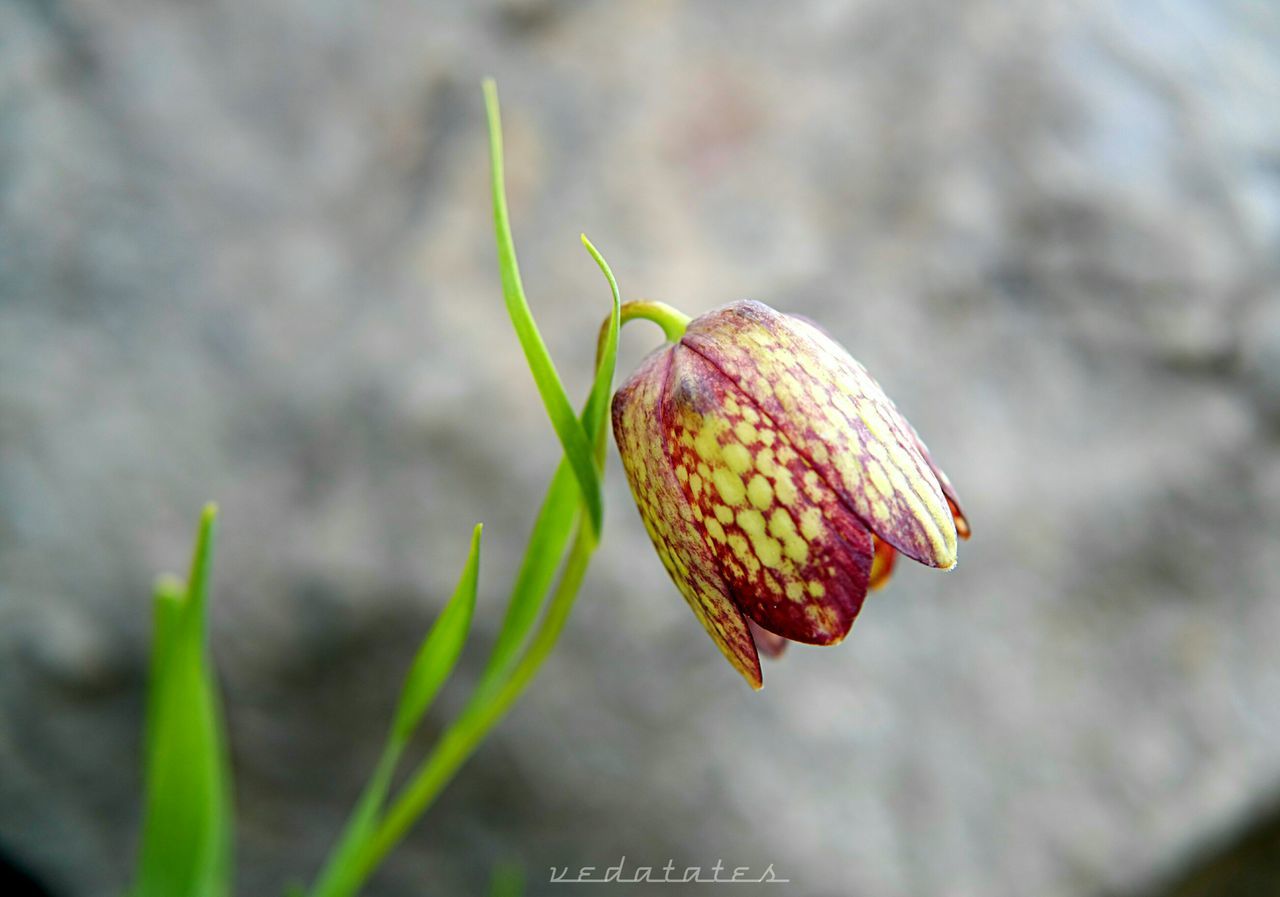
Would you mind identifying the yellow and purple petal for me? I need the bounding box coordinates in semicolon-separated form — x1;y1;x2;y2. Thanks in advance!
660;345;873;646
905;423;971;540
612;348;764;688
680;301;959;569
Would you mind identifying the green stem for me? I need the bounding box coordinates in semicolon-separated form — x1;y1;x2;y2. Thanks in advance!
340;524;597;892
596;301;690;361
624;300;690;342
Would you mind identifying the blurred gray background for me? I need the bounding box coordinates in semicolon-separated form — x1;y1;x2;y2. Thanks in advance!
2;0;1279;895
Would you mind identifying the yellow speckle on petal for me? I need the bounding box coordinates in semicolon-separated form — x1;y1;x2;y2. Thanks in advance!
747;475;773;510
860;405;893;443
706;518;726;542
713;468;746;506
736;508;767;540
756;536;783;569
723;443;752;475
806;604;838;632
774;469;798;506
800;507;822;541
768;508;794;538
714;504;734;524
809;582;826;598
866;460;892;496
784;534;809;564
734;421;759;445
872;500;892;524
756;448;777;478
695;425;722;462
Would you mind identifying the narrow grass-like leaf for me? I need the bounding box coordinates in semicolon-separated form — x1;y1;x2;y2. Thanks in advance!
483;78;603;537
308;524;483;897
579;233;621;455
347;523;596;892
132;503;233;897
391;522;483;741
477;237;621;693
477;444;578;693
143;575;185;769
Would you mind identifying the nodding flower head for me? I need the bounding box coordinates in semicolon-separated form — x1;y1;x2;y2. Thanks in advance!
612;300;969;688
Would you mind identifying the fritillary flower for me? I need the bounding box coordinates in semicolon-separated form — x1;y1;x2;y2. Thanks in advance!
612;300;969;688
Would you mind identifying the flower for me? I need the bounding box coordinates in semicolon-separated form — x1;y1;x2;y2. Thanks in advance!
612;300;969;688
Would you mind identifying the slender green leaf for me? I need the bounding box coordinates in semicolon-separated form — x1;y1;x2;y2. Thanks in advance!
579;234;622;455
477;237;621;693
483;78;603;537
308;524;483;897
477;454;578;693
132;503;233;897
143;575;185;769
391;523;483;741
347;523;596;892
184;502;218;629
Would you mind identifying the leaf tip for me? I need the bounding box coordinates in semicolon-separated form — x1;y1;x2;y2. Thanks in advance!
199;503;219;540
153;574;185;603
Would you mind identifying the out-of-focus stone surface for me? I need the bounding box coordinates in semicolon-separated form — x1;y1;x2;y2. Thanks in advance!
2;0;1278;895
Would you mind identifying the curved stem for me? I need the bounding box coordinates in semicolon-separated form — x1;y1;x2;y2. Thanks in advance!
595;300;691;365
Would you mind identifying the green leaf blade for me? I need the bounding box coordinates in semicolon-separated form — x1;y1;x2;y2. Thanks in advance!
391;523;483;742
476;238;620;693
476;458;578;692
579;233;622;456
483;79;603;536
132;503;233;897
308;524;483;897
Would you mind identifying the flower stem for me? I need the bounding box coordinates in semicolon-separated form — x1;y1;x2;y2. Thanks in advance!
596;300;691;363
625;300;692;342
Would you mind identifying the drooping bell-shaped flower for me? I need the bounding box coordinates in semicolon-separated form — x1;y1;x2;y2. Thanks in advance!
612;300;969;688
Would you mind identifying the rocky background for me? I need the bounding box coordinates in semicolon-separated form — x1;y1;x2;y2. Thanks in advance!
2;0;1279;895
